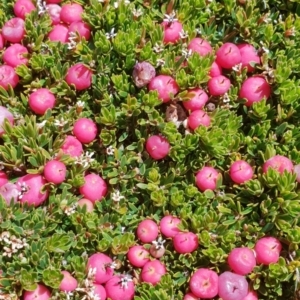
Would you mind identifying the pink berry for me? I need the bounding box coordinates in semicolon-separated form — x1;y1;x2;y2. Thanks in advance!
136;219;159;243
148;75;179;103
46;4;62;25
59;271;78;292
105;275;135;300
218;271;248;300
188;109;211;130
48;24;69;43
189;268;219;299
0;183;19;205
65;63;93;91
208;75;231;96
23;284;51;300
68;21;91;40
3;44;29;68
93;284;107;300
141;259;166;285
237;43;261;73
79;173;107;203
209;61;223;77
28;88;56;115
229;160;253;184
132;61;156;88
294;164;300;183
127;245;150;268
13;0;36;20
195;166;219;192
161;20;183;44
242;290;258;300
183;292;200;300
43;160;66;184
149;242;166;259
0;65;19;90
73;118;98;144
61;135;83;157
46;0;61;3
0;106;14;137
188;38;213;57
145;135;170;160
60;3;83;24
227;247;256;275
77;198;94;213
87;253;114;284
2;17;26;43
0;34;4;50
239;76;271;106
216;43;242;69
254;236;282;265
173;231;198;254
0;171;8;187
17;174;49;207
183;88;209;111
262;155;293;174
159;215;181;238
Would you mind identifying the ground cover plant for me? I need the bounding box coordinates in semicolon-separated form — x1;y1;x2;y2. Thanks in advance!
0;0;299;299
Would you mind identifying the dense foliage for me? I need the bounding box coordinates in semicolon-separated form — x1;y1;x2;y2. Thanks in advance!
0;0;300;299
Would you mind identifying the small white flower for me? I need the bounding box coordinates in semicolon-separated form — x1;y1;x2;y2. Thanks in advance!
106;145;115;156
119;274;133;289
62;259;68;266
37;120;47;129
179;30;189;39
65;291;74;300
153;43;164;53
263;14;272;24
152;237;166;250
182;48;193;60
76;101;85;108
288;26;296;36
163;11;177;23
0;163;4;170
132;7;143;18
111;190;125;202
37;0;47;15
54;117;68;127
232;63;242;72
156;58;165;67
223;93;230;103
105;28;117;39
260;41;270;54
64;203;77;216
195;27;202;35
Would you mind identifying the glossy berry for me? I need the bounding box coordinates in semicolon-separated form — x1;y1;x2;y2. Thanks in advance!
216;43;242;69
254;236;282;265
148;75;179;103
136;219;159;243
195;166;219;192
239;76;271;106
65;63;93;91
43;160;66;185
189;268;219;299
262;155;293;174
229;160;253;184
227;247;256;275
79;173;107;203
173;231;199;254
28;88;56;115
145;135;170;160
73;118;98;144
